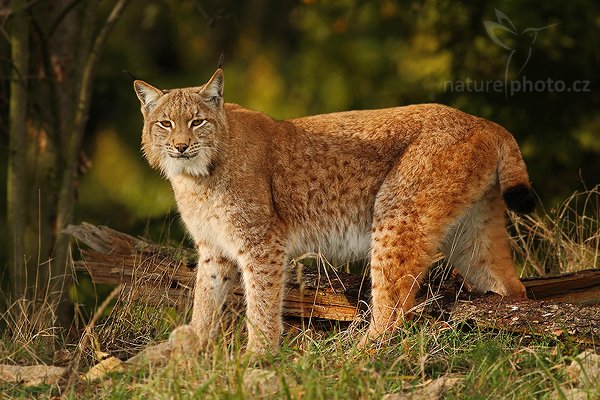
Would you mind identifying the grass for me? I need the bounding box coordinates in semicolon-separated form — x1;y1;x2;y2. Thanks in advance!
510;185;600;276
7;321;593;399
1;187;599;399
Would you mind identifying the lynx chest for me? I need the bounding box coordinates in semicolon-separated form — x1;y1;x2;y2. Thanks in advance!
170;175;242;260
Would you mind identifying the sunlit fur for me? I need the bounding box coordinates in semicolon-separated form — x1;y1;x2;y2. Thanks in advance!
134;69;533;355
134;79;224;178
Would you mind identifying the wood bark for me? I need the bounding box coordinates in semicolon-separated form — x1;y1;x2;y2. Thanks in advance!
66;223;600;344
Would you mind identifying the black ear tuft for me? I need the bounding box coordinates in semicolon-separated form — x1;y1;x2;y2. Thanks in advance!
503;184;536;214
217;53;225;69
122;69;138;81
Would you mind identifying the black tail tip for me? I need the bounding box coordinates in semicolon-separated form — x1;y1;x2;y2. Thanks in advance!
503;184;536;214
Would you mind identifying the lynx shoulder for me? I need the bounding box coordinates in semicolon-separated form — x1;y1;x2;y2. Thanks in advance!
134;69;534;354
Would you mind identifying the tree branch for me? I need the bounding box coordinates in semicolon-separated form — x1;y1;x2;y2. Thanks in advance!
52;0;131;327
55;0;131;241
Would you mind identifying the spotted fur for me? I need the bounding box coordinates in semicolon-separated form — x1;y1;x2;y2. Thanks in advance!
134;69;533;354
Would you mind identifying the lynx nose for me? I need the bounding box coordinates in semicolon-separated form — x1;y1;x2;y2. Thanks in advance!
174;143;188;153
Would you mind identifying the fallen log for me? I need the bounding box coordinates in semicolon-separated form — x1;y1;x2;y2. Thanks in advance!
523;270;600;305
451;296;600;345
66;223;369;321
66;223;600;343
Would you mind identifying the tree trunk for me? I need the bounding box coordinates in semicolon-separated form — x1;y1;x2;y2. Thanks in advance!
4;0;130;329
51;0;130;328
7;0;30;300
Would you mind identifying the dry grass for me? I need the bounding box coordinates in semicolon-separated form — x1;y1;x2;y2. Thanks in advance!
0;269;70;366
1;187;599;398
509;185;599;276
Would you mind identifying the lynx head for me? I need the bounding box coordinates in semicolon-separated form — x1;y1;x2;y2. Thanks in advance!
134;69;226;178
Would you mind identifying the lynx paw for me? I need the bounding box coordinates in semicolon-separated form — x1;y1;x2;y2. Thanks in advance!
169;325;203;356
357;329;386;351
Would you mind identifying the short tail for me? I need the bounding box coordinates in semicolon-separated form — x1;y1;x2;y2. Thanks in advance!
496;128;536;214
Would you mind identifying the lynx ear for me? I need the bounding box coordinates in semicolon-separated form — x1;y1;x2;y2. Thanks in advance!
202;69;224;107
134;80;163;111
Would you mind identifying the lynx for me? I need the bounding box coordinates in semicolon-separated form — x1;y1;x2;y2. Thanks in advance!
134;69;534;354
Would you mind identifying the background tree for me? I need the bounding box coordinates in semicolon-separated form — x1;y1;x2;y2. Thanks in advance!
2;0;130;325
1;0;598;325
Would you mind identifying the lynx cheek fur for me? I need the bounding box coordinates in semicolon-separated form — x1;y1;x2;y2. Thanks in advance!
134;69;534;354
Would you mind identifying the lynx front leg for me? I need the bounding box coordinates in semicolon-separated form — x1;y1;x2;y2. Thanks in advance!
190;242;238;350
238;241;287;355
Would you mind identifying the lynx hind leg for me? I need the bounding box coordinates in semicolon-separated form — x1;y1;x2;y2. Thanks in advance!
368;210;440;340
368;189;465;341
367;133;503;341
441;185;526;297
189;242;239;350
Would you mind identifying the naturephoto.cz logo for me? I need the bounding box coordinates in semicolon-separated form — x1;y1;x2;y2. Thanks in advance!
444;9;591;96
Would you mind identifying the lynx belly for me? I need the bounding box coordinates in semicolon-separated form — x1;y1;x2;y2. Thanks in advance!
287;220;372;264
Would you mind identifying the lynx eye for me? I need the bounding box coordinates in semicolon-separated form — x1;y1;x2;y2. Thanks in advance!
158;120;172;128
191;119;207;127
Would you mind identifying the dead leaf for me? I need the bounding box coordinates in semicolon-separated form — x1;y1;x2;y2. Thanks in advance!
125;341;172;371
550;387;592;400
566;349;600;387
0;364;66;387
243;368;280;398
83;356;125;381
382;375;463;400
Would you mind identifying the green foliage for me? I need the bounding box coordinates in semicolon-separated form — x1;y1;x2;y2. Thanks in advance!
75;0;600;238
0;383;57;399
43;318;598;399
3;294;598;399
